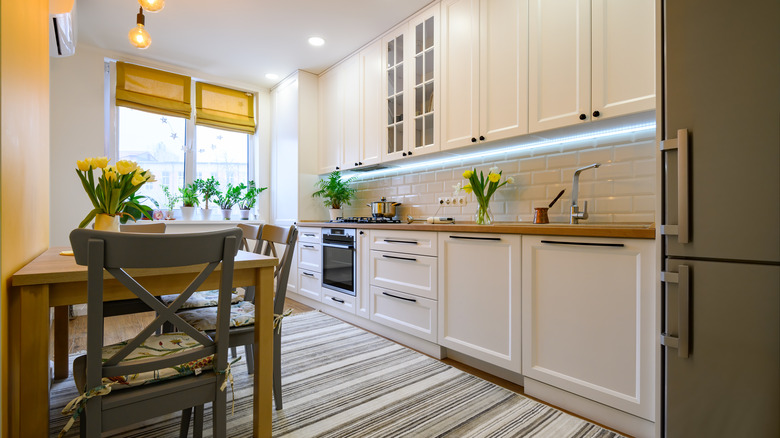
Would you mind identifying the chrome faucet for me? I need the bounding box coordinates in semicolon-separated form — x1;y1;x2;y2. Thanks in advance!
570;163;601;224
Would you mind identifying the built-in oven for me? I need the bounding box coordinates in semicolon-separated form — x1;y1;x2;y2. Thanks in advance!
321;228;356;297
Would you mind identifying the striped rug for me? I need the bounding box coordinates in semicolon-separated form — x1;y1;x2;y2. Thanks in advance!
50;311;625;437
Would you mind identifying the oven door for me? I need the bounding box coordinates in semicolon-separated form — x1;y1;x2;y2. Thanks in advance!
321;241;356;296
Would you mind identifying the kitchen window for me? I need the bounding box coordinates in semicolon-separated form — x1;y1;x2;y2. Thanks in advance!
109;61;255;207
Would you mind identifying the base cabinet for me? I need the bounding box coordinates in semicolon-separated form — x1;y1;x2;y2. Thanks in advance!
521;235;655;420
438;233;521;372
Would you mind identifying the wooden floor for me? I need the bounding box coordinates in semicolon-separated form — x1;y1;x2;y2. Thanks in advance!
60;297;628;437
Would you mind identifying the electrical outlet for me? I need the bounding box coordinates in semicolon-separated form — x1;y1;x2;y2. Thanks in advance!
444;197;453;205
438;197;445;205
455;196;467;206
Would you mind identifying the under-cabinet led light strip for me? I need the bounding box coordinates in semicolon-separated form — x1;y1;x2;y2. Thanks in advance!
348;122;656;180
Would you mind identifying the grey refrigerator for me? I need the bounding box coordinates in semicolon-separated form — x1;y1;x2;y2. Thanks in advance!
660;0;779;437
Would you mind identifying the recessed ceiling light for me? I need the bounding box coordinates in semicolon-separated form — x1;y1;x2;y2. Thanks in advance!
308;36;325;47
265;73;279;80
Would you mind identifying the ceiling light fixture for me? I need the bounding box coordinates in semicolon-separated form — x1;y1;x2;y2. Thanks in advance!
138;0;165;13
308;36;325;47
128;7;152;49
265;73;279;80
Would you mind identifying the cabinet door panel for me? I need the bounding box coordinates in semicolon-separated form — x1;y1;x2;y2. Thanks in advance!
522;236;654;420
591;0;655;118
369;250;437;300
480;0;528;141
341;56;361;169
359;40;383;167
298;269;322;301
440;0;480;150
370;285;437;342
318;68;342;173
298;242;322;272
528;0;591;132
439;233;521;371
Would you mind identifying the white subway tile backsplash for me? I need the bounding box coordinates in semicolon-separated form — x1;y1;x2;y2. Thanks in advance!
346;134;656;223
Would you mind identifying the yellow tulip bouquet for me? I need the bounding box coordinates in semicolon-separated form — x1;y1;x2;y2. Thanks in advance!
456;166;514;225
75;157;156;228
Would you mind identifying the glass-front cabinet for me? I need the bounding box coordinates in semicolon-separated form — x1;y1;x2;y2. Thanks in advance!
382;3;440;162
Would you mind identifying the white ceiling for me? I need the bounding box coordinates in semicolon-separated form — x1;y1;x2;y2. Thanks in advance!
75;0;433;89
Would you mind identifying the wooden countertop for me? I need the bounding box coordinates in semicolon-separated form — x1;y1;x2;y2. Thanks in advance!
298;221;656;239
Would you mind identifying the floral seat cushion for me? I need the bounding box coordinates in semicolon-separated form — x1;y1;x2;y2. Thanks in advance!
160;288;244;309
73;332;214;393
177;301;255;331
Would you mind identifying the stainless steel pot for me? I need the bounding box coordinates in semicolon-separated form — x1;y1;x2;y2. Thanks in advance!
367;197;402;218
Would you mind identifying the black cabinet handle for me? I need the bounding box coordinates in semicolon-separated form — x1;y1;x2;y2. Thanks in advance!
479;135;485;141
402;152;407;156
382;291;417;303
331;297;345;304
471;137;477;143
336;166;340;170
383;239;418;245
382;254;417;262
302;272;314;277
592;110;600;117
359;230;364;235
450;235;501;241
355;162;359;166
579;114;587;120
540;240;624;248
408;151;413;156
303;244;316;248
359;162;363;165
304;233;316;237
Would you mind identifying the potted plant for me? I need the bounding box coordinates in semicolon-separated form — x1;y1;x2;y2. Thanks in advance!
178;183;199;221
214;183;243;220
161;185;180;220
195;176;220;220
238;181;268;220
312;170;357;221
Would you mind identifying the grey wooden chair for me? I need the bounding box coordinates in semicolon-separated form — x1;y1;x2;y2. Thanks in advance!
178;224;297;413
68;228;242;438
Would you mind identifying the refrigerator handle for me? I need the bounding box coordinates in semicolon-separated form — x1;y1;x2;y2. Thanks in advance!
661;265;690;358
660;128;690;243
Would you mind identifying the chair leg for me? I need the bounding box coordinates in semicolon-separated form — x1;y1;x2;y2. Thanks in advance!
212;387;227;438
245;344;254;375
194;405;204;438
179;408;192;438
273;329;283;410
230;346;237;358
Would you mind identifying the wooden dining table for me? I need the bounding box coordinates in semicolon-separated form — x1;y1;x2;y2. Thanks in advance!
8;246;277;437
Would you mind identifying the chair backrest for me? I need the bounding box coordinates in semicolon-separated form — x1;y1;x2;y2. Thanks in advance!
257;225;298;314
236;223;263;253
69;228;242;395
120;222;167;233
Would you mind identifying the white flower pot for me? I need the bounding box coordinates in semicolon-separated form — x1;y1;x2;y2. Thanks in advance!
221;208;233;220
201;208;214;220
329;208;343;221
239;209;251;220
180;206;196;221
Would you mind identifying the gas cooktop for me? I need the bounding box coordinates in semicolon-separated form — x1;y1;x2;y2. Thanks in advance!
331;217;402;224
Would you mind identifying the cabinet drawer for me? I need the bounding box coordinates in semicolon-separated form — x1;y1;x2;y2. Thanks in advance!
298;227;322;244
297;269;321;301
298;242;321;272
369;250;438;300
369;230;437;256
370;285;437;343
321;289;356;314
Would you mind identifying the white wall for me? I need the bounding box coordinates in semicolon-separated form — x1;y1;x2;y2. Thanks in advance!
49;45;272;246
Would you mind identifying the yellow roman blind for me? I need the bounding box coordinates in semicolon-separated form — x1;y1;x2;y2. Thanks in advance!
115;61;192;118
195;82;256;134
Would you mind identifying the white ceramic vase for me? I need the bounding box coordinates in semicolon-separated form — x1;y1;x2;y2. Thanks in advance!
180;206;196;221
201;208;214;220
221;208;233;220
329;208;343;221
239;209;251;220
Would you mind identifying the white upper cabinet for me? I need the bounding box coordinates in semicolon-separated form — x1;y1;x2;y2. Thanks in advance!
440;0;529;150
318;56;360;174
355;40;383;169
528;0;655;133
382;3;441;162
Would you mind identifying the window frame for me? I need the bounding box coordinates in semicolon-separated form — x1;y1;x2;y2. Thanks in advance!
105;60;256;191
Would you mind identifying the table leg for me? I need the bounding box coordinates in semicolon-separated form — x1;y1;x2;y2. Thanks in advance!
253;266;274;437
54;305;70;379
16;285;51;437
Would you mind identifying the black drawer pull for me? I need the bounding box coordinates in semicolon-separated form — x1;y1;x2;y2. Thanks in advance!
302;272;315;277
382;254;417;262
382;292;417;303
331;297;345;304
304;233;316;237
383;239;418;245
302;244;316;249
450;235;501;241
540;240;624;248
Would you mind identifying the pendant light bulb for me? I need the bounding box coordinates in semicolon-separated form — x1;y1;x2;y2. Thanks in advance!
128;7;152;49
138;0;165;13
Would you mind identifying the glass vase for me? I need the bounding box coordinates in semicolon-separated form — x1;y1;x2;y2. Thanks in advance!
475;202;493;225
